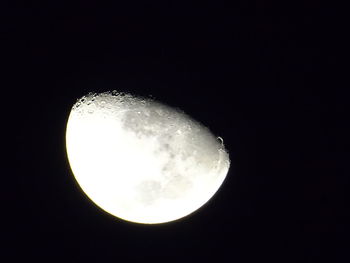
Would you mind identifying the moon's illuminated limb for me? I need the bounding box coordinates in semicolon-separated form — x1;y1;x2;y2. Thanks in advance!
66;91;230;224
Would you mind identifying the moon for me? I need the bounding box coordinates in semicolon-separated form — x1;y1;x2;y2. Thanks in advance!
65;91;230;224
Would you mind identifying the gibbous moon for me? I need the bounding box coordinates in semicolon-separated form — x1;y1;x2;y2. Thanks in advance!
66;91;230;224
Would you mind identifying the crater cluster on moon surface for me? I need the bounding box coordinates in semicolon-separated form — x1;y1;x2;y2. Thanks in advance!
66;91;230;224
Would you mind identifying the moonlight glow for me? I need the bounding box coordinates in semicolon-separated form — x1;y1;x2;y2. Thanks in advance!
66;91;230;224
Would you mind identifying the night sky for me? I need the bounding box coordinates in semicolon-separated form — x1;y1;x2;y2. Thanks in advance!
4;1;346;262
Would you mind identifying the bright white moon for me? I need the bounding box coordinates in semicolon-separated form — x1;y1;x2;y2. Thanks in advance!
66;91;230;224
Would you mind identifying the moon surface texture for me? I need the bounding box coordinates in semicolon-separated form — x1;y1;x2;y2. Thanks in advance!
66;91;230;224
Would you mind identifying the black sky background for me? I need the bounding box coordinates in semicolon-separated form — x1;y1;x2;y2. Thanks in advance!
3;1;347;262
